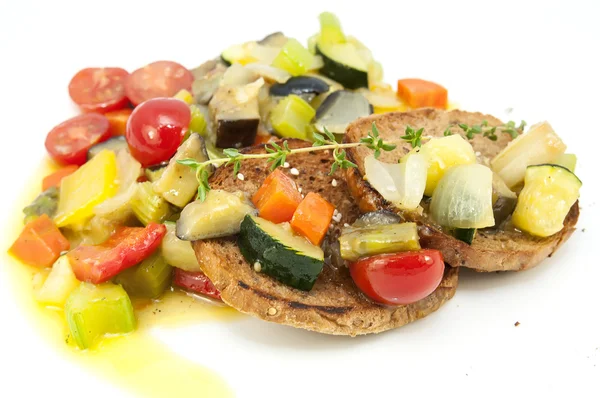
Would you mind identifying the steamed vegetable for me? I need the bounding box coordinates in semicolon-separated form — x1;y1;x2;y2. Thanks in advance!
316;43;369;89
54;149;118;227
553;153;577;172
317;12;346;45
191;60;228;105
42;165;78;191
130;182;170;225
65;283;136;349
340;222;421;262
396;79;448;109
251;169;302;223
9;214;70;268
115;251;172;299
271;38;314;76
105;108;132;136
358;87;406;114
290;192;335;246
420;135;477;196
189;105;208;136
153;133;210;208
313;90;371;134
353;210;402;227
23;186;59;223
238;215;325;291
177;190;257;241
364;152;427;210
87;136;128;160
491;173;518;226
33;256;80;307
490;121;566;188
161;222;201;272
270;94;316;140
67;224;167;284
269;76;330;97
430;164;495;229
244;63;291;84
173;89;194;105
512;164;581;237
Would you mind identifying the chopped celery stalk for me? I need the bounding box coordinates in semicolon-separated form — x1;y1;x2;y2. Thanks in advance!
272;39;314;76
173;89;194;105
318;12;346;45
65;283;136;350
23;186;59;224
115;251;172;299
339;223;421;261
270;95;316;140
189;105;207;136
54;150;118;227
161;223;201;272
130;182;170;225
553;153;577;172
33;256;80;307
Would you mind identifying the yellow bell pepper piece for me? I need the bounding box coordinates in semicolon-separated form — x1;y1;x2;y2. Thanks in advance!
54;150;118;227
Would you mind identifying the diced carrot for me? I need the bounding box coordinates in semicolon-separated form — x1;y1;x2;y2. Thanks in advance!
9;214;70;268
290;192;335;246
397;79;448;109
105;108;132;136
253;133;276;146
41;165;79;191
252;169;302;224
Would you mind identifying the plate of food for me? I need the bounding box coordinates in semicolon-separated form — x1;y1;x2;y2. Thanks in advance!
1;2;598;397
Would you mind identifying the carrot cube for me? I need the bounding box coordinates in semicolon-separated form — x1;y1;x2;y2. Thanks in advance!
290;192;335;246
252;169;302;224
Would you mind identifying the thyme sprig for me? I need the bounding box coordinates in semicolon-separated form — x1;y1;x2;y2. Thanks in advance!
444;120;527;141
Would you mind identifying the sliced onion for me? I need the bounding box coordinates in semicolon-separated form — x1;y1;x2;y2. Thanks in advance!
357;87;403;110
244;63;291;84
314;90;371;134
248;43;281;64
429;164;495;229
364;152;427;210
95;149;141;218
220;63;258;87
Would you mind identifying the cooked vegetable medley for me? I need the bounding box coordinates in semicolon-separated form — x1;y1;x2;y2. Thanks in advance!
7;12;581;350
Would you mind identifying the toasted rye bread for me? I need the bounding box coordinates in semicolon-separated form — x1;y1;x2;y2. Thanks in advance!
344;108;579;272
193;140;458;336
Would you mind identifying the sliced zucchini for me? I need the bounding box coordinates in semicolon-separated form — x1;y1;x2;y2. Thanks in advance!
23;186;59;223
161;222;201;272
491;173;517;227
87;136;128;160
238;215;324;291
316;44;369;89
553;153;577;172
153;133;210;208
512;164;581;237
176;190;258;241
314;90;371;134
130;182;170;225
339;223;421;261
114;251;172;299
451;228;476;245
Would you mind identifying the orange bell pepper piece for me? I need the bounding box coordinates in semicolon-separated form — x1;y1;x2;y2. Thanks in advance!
41;165;79;191
9;214;70;268
290;192;335;245
252;169;302;224
105;108;132;136
397;78;448;109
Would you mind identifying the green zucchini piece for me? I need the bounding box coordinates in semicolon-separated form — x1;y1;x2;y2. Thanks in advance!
23;186;59;223
553;153;577;172
115;251;172;299
130;182;170;225
339;223;421;261
316;44;368;89
65;283;136;350
238;215;324;291
161;222;201;272
452;228;476;245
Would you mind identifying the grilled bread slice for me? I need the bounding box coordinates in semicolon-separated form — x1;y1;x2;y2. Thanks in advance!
193;139;458;336
344;108;579;272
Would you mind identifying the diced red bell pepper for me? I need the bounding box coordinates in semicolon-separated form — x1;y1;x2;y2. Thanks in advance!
290;192;335;245
67;223;166;284
173;269;222;301
9;214;70;268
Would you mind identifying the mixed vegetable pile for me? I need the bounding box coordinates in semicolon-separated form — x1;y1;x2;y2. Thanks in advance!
8;12;582;349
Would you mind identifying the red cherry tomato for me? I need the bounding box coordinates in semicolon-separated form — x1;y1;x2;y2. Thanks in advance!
173;269;222;301
125;61;193;106
125;98;190;167
45;113;111;165
68;67;130;113
349;250;445;306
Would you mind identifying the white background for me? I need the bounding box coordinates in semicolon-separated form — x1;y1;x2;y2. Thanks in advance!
1;0;599;397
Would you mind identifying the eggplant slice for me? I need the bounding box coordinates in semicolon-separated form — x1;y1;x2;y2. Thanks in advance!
314;90;372;134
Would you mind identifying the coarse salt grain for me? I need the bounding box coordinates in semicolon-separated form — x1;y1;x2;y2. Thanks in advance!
475;151;481;157
343;223;350;228
237;173;245;181
283;162;290;168
331;179;338;187
290;168;299;176
268;307;277;316
253;262;261;272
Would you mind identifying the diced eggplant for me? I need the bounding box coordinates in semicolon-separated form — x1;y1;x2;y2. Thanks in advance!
23;186;59;223
314;90;372;134
270;76;330;97
176;190;258;241
491;173;518;227
87;136;128;160
258;32;288;47
216;119;259;148
191;60;228;105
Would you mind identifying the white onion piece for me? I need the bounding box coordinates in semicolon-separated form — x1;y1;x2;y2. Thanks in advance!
357;88;402;109
220;63;258;87
95;149;141;217
248;43;281;64
364;153;427;210
429;164;495;229
308;55;324;71
244;63;291;84
491;121;566;188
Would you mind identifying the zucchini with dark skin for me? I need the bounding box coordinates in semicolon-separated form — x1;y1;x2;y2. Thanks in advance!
314;90;372;134
452;228;476;245
238;215;325;291
339;223;421;262
316;44;368;89
87;136;128;160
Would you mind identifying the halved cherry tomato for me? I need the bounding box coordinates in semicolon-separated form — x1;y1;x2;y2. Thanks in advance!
125;98;190;167
105;108;133;136
45;113;111;166
349;250;445;306
68;67;130;113
173;269;222;301
9;214;70;268
125;61;194;106
41;165;78;191
67;223;166;284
